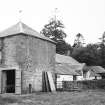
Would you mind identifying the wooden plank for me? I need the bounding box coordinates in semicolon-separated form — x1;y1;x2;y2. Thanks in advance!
45;72;51;92
42;71;47;92
42;71;51;92
47;71;56;92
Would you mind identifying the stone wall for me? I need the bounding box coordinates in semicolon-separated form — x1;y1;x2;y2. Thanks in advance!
62;79;105;91
2;34;56;93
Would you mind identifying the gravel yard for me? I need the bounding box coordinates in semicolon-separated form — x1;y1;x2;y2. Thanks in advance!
1;90;105;105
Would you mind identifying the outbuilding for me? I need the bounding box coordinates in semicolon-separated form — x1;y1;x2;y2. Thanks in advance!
83;66;105;80
55;54;85;89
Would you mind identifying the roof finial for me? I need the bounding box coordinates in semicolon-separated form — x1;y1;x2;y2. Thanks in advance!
54;8;58;21
19;10;22;22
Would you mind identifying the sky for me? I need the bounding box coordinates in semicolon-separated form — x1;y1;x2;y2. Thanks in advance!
0;0;105;45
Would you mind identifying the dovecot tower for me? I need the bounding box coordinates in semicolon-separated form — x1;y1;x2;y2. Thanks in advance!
0;22;56;94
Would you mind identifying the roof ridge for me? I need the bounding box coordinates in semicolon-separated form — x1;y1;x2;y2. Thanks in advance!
18;21;24;33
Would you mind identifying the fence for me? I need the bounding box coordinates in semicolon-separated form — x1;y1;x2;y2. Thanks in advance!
62;79;105;91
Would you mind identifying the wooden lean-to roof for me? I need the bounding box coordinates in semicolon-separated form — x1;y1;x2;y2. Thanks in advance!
0;21;54;43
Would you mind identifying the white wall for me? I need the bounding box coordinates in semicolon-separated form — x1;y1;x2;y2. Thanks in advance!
57;75;73;81
84;71;102;80
76;75;84;80
56;75;73;88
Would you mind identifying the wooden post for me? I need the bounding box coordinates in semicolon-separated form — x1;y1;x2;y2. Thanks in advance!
42;71;45;92
0;70;1;93
55;73;57;90
15;69;21;94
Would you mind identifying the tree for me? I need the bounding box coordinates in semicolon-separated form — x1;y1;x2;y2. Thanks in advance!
41;18;71;55
73;33;85;48
99;32;105;45
56;40;72;55
40;18;67;42
99;32;105;68
71;44;101;66
86;44;101;65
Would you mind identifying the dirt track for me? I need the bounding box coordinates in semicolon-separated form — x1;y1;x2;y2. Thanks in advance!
1;90;105;105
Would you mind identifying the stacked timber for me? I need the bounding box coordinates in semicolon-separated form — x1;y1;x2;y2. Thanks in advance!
42;71;56;92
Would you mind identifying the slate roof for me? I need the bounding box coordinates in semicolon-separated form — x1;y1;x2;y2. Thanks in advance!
56;54;80;64
55;63;80;75
55;54;85;75
84;66;105;77
84;66;105;74
0;21;54;43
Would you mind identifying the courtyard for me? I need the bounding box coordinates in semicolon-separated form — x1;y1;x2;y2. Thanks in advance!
1;90;105;105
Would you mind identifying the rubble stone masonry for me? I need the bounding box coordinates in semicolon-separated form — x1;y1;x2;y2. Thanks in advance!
1;34;56;93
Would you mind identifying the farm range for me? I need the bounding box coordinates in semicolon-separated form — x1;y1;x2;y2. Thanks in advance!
0;90;105;105
0;21;105;105
0;0;105;104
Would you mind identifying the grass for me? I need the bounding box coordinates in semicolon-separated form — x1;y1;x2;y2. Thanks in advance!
1;90;105;105
0;96;18;105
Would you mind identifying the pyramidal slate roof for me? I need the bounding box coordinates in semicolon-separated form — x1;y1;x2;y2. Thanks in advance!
0;21;54;43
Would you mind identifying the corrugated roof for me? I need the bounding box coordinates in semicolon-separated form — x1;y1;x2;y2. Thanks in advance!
0;21;54;43
55;63;80;75
56;54;80;64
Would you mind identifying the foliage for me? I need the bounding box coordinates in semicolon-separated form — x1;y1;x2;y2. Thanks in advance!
71;44;101;66
56;40;72;55
41;18;71;55
73;33;85;48
41;19;105;66
71;32;105;67
99;32;105;68
41;19;67;42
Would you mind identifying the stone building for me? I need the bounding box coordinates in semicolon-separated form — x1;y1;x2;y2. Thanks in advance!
0;22;56;94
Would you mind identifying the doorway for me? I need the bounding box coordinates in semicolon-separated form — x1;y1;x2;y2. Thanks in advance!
2;70;15;93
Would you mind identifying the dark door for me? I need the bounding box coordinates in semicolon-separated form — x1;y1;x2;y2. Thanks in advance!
2;70;15;93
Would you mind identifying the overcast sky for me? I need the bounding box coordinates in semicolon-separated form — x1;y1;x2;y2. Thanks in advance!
0;0;105;45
